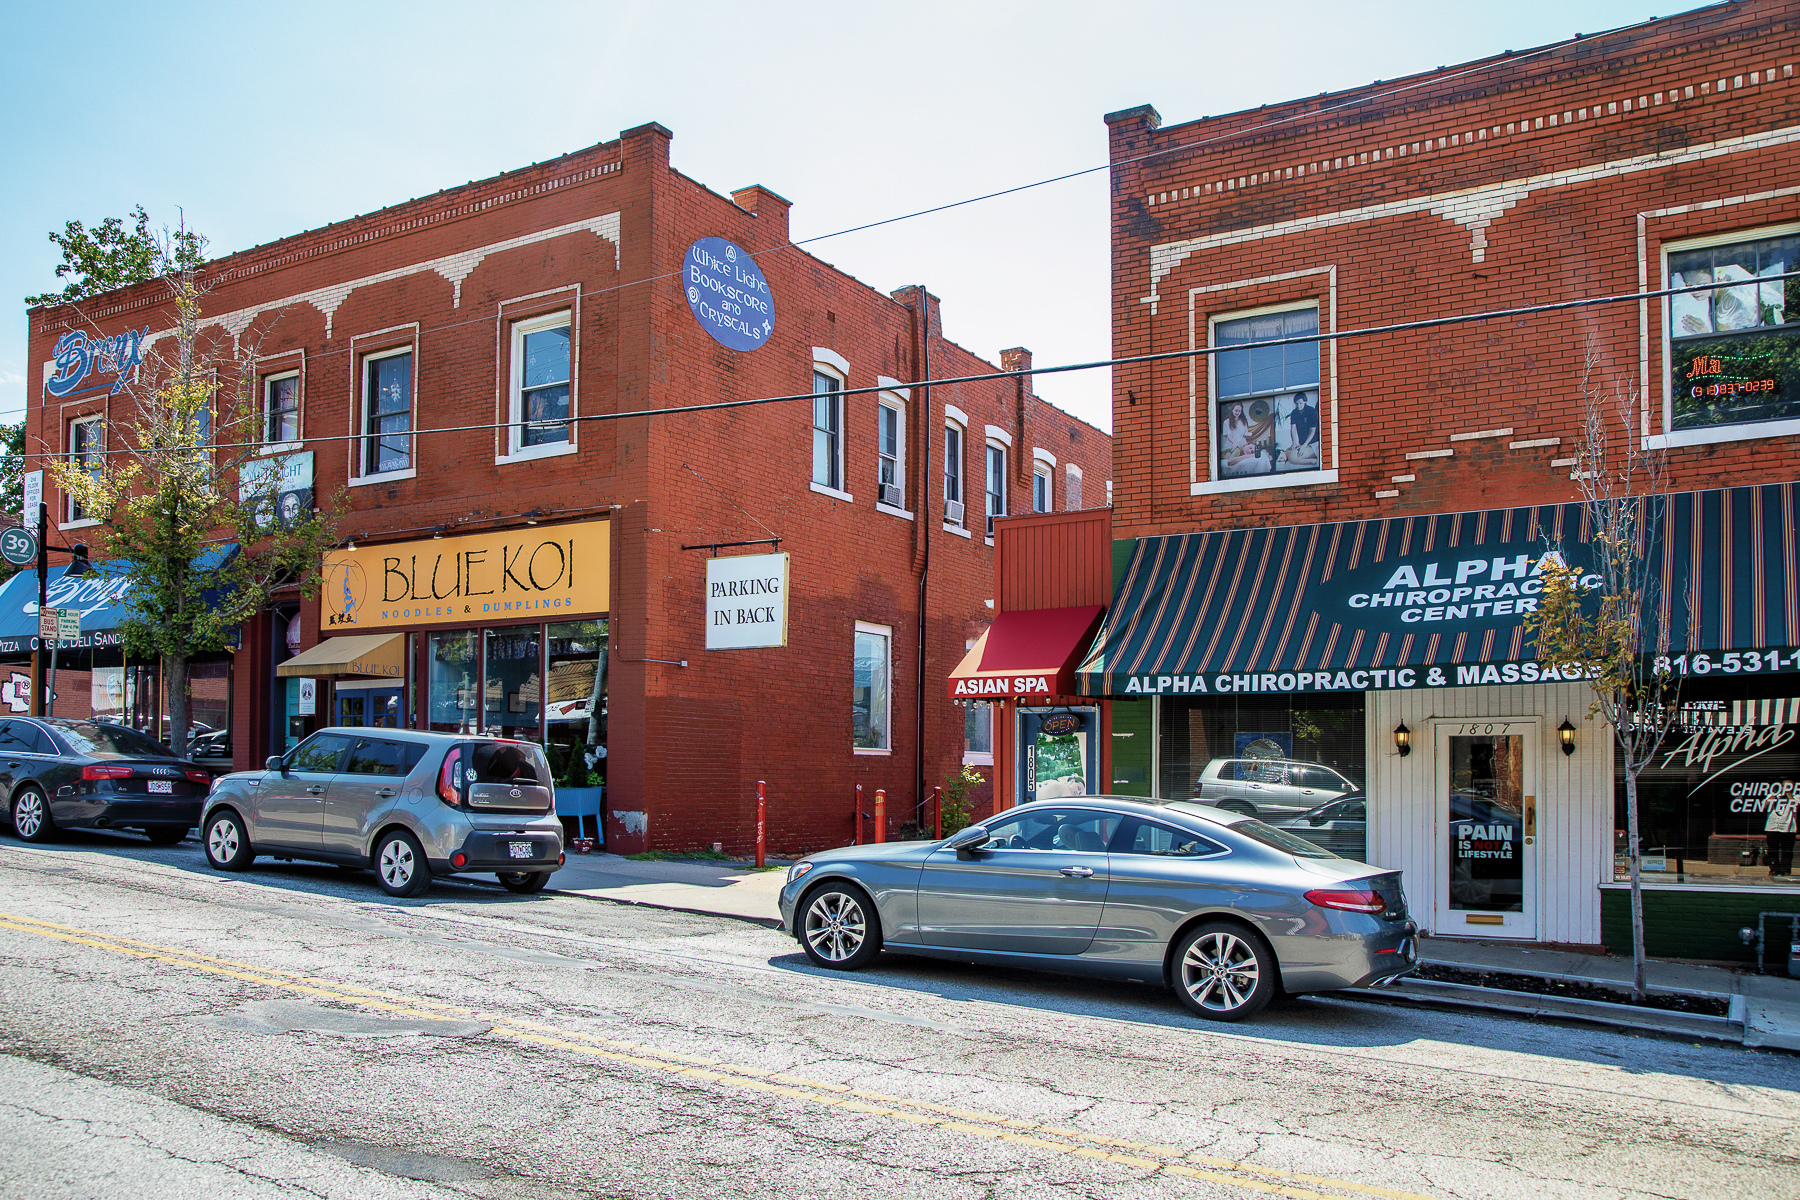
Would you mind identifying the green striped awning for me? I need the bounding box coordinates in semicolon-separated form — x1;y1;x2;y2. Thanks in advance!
1076;483;1800;696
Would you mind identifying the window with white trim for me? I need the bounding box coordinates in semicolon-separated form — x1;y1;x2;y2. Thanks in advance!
67;415;103;522
510;311;572;454
943;422;965;526
360;348;413;477
853;622;891;752
1032;466;1051;511
1065;463;1083;511
877;397;905;508
1211;305;1321;479
984;443;1006;535
263;372;299;445
811;368;843;490
1665;227;1799;433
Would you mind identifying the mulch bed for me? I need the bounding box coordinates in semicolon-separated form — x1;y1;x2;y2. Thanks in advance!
1413;963;1731;1017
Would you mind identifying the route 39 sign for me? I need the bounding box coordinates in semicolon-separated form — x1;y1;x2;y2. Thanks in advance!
0;526;37;567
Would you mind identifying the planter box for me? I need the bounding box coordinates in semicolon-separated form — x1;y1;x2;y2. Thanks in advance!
556;786;604;845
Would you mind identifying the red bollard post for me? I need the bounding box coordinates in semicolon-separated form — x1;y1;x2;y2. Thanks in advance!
874;789;886;844
755;780;766;868
933;786;943;839
854;784;864;845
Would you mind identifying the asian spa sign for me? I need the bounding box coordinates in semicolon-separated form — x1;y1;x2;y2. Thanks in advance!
321;519;610;631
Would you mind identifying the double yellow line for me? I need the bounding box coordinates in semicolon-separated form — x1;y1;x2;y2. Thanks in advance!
0;909;1437;1200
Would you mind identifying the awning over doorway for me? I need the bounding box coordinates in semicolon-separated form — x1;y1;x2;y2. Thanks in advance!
277;633;406;679
1076;482;1800;697
949;605;1105;699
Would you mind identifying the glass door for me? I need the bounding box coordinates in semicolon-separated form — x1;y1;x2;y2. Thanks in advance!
1435;721;1537;939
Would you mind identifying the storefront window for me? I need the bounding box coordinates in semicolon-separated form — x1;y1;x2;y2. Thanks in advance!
483;625;540;740
1109;697;1153;797
1157;693;1366;858
544;620;606;789
963;701;992;764
1616;680;1800;885
429;630;478;734
187;661;231;758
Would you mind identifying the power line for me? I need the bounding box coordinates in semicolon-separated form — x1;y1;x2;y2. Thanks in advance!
11;270;1788;463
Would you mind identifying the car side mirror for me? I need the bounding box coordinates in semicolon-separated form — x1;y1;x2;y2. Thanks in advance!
946;825;990;853
265;755;286;774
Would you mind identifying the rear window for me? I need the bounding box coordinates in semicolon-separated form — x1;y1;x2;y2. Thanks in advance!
1227;816;1341;859
50;722;174;759
471;742;549;786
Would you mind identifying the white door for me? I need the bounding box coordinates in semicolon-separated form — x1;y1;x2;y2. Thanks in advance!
1434;721;1538;939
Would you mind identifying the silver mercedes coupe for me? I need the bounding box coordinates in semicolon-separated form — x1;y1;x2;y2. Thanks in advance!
778;796;1417;1021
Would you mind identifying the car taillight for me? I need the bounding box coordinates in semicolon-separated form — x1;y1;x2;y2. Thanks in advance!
185;770;210;785
437;748;463;806
82;764;134;780
1305;888;1386;915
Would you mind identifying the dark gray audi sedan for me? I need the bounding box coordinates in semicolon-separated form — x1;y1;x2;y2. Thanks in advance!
778;795;1416;1021
1;718;213;845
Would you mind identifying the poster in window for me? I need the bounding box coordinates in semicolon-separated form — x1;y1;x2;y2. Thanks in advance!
1219;390;1322;478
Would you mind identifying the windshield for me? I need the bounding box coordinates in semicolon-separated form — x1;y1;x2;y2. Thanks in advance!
1228;816;1341;859
51;721;177;759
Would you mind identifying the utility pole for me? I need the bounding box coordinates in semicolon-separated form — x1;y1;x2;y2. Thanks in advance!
30;501;46;717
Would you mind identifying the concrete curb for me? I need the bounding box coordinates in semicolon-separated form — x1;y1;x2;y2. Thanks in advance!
1353;976;1748;1043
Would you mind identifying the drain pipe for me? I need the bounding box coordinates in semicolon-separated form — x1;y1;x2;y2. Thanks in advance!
914;288;932;825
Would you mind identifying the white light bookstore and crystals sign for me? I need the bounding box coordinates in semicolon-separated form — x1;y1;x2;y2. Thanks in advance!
706;553;789;650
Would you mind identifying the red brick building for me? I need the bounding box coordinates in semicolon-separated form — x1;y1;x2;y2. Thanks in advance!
1086;1;1800;954
19;121;1109;855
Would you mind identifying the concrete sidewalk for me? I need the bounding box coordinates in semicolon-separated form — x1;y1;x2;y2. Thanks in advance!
548;852;787;926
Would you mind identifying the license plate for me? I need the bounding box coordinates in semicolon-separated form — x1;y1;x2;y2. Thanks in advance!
147;780;173;794
509;841;533;859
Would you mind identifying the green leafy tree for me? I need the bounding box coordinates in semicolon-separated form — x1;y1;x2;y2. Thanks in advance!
50;225;341;756
1527;347;1682;1001
25;206;205;308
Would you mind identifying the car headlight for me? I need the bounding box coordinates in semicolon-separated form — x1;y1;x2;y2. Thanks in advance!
787;861;814;886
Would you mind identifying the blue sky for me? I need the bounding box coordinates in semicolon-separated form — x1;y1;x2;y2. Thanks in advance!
0;0;1676;431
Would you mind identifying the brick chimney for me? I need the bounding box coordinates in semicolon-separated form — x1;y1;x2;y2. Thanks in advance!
730;185;792;247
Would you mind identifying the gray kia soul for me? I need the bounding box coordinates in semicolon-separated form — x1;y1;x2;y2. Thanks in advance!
200;728;566;897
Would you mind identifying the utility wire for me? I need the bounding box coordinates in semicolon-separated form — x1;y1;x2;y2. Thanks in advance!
11;270;1790;463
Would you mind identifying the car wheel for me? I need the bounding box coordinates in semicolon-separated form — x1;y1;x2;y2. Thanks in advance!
1174;921;1276;1022
143;827;187;846
497;871;550;894
11;787;54;843
1216;800;1258;818
798;882;881;970
374;830;431;898
204;810;254;870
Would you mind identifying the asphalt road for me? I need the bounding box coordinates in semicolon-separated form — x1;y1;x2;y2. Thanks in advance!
1;832;1796;1200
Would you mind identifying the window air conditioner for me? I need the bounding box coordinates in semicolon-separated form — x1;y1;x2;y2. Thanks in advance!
879;483;904;509
945;499;964;525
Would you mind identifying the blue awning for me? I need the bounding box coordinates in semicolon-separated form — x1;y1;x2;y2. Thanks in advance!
0;545;237;656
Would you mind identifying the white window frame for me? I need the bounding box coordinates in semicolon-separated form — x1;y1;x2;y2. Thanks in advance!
1065;462;1083;511
984;440;1007;540
353;344;417;486
1648;219;1800;450
942;419;968;536
1189;268;1338;496
1031;447;1056;512
810;362;850;501
853;620;893;755
875;392;908;517
963;638;994;766
64;414;104;528
500;309;576;463
263;370;300;450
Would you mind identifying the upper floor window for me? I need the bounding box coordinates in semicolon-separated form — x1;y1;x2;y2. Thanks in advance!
361;349;412;477
943;422;965;525
1066;464;1083;511
877;398;905;509
1667;229;1799;433
512;312;572;452
1212;306;1320;480
811;369;843;491
67;415;103;523
264;372;298;445
1032;466;1051;512
985;443;1006;536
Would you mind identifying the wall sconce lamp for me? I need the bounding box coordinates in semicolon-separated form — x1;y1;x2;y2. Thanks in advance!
1559;718;1577;756
344;538;356;551
1393;721;1411;757
524;509;542;525
431;525;447;539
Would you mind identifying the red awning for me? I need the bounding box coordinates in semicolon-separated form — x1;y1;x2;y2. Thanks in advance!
948;605;1105;699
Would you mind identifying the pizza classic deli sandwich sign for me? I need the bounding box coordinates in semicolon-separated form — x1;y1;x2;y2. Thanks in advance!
706;553;788;649
321;519;610;631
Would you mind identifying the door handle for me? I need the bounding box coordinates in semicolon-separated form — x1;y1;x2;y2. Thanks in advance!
375;788;396;798
1059;865;1095;877
6;762;18;769
306;785;325;795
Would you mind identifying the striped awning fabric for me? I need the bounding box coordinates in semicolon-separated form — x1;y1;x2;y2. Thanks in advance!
1076;482;1800;697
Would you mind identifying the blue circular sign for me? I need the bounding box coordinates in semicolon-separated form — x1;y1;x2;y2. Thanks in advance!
683;237;775;352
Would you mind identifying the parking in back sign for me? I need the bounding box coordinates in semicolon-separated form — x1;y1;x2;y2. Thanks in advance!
684;237;774;352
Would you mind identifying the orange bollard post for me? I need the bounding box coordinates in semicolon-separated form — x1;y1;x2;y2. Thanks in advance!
933;786;943;839
855;784;864;845
755;780;766;868
874;789;886;844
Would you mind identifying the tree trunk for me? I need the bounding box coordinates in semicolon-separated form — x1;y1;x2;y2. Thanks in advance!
585;645;607;751
1624;761;1647;1001
165;650;190;759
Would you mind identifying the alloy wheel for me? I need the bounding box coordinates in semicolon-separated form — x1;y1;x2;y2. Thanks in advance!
13;793;43;839
1181;929;1261;1014
803;891;866;963
207;818;239;863
379;838;416;889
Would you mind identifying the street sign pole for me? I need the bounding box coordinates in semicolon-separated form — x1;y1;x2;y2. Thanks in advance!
30;502;46;717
